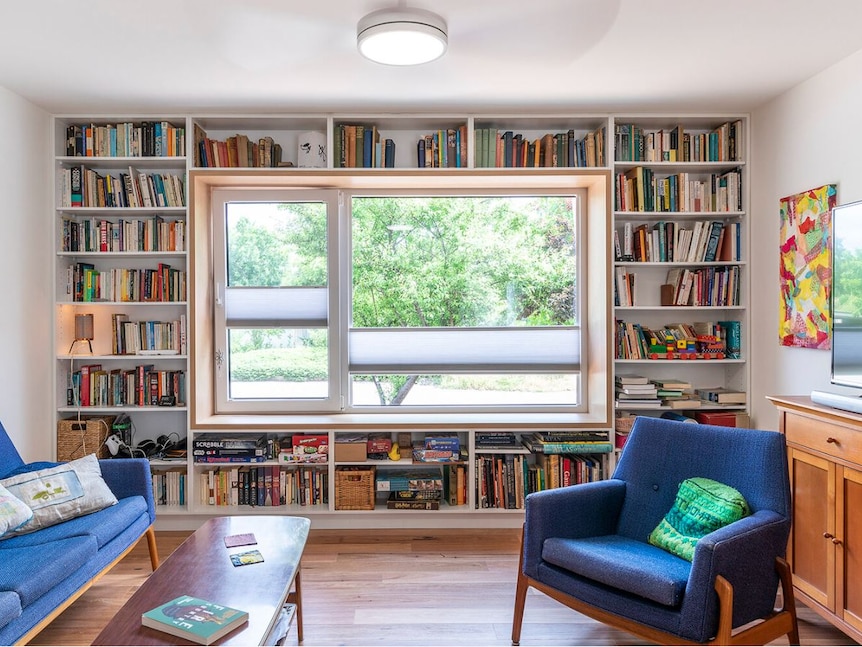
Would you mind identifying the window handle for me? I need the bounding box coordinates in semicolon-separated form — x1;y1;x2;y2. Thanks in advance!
216;282;223;307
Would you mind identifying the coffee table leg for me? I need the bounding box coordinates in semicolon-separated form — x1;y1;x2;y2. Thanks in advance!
288;567;303;643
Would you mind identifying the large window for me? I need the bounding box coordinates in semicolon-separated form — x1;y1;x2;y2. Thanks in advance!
210;186;587;415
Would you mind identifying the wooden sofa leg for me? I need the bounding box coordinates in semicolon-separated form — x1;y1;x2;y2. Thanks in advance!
511;529;528;646
146;526;160;570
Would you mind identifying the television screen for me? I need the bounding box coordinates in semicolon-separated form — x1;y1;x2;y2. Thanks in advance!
831;199;862;389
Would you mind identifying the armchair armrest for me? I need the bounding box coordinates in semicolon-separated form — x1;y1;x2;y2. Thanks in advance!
680;509;790;636
99;458;156;524
522;479;626;578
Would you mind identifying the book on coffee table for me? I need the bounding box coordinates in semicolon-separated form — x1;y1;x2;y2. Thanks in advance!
142;594;248;645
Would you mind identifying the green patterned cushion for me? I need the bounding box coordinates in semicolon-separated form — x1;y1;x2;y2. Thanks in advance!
648;477;750;561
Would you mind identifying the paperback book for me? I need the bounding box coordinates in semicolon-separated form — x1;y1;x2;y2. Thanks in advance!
141;595;248;645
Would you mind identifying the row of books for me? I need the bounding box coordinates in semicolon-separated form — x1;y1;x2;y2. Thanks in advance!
416;126;468;168
616;167;742;213
65;121;186;158
193;125;285;168
65;262;187;302
615;320;740;360
614;121;743;163
663;265;741;307
200;465;328;507
68;364;185;408
334;124;396;168
62;166;186;209
617;220;741;264
110;314;187;355
152;470;186;507
475;452;606;509
61;216;186;253
473;126;605;168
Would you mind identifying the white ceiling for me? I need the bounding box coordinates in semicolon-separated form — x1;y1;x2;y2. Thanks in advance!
2;0;862;115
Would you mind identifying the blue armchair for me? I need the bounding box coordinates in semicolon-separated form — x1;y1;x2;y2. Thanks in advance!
512;416;799;645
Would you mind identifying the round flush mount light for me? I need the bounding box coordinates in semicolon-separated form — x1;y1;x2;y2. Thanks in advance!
357;7;448;66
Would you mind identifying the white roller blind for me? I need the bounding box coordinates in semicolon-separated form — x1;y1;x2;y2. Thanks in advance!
349;326;580;373
225;287;328;327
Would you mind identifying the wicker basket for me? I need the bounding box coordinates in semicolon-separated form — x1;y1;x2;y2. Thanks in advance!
614;414;636;433
335;466;376;510
57;416;116;461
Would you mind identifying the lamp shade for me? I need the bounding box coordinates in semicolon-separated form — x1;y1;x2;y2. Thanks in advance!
75;313;94;341
357;8;447;66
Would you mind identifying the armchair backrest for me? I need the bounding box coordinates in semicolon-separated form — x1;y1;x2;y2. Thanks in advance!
0;420;25;478
613;417;790;541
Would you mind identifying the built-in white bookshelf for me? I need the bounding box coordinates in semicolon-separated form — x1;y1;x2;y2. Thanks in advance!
51;111;748;529
609;115;749;433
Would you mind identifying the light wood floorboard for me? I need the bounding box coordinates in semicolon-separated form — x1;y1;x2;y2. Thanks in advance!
29;528;856;646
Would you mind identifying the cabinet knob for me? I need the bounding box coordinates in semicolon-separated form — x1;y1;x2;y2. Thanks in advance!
823;532;842;545
826;437;839;444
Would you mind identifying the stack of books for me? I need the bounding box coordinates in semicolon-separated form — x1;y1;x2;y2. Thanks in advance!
192;435;267;463
615;374;661;409
523;431;612;454
695;386;747;405
650;377;701;409
377;469;444;510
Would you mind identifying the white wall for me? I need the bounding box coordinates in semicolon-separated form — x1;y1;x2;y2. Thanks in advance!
0;85;52;461
750;48;862;430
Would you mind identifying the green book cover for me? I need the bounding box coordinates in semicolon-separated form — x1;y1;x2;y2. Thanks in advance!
142;594;248;645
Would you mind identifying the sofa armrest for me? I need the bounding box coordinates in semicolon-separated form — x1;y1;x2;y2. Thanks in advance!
522;479;626;578
680;509;790;636
99;458;156;524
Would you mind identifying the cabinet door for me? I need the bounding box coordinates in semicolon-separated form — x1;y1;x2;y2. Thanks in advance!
838;465;862;633
788;447;835;609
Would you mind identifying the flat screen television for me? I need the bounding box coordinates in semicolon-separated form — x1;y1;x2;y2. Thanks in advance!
812;199;862;413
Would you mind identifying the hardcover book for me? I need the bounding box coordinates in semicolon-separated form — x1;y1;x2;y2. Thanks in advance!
141;595;248;645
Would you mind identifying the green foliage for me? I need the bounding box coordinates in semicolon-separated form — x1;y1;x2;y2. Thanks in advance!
230;347;328;382
226;194;577;404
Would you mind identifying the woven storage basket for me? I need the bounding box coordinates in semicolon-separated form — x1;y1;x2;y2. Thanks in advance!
615;415;636;433
57;416;115;461
335;466;376;510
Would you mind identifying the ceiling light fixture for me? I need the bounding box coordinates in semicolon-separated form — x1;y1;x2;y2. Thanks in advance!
357;7;448;66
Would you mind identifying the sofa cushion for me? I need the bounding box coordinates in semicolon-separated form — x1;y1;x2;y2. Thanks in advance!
0;496;147;550
0;535;97;607
0;484;32;538
0;454;117;537
542;534;691;607
649;477;750;561
0;592;21;629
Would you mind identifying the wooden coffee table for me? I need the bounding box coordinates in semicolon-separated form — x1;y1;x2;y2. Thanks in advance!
93;516;310;646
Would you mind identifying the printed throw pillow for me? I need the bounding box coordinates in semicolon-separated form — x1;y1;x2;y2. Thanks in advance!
0;483;33;538
0;453;117;536
648;477;750;561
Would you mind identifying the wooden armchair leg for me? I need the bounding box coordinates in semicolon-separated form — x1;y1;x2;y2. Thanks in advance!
776;557;799;645
511;529;528;646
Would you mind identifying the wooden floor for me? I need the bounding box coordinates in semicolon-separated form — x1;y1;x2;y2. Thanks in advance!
30;528;856;646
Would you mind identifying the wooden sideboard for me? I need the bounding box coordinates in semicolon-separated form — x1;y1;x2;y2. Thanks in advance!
768;395;862;643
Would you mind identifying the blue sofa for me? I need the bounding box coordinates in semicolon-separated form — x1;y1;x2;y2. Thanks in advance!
0;420;158;645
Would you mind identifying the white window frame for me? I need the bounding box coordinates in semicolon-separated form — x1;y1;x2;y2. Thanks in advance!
191;170;611;427
342;188;586;413
211;188;342;413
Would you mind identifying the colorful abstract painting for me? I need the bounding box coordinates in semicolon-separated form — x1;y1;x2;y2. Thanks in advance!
779;184;837;349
